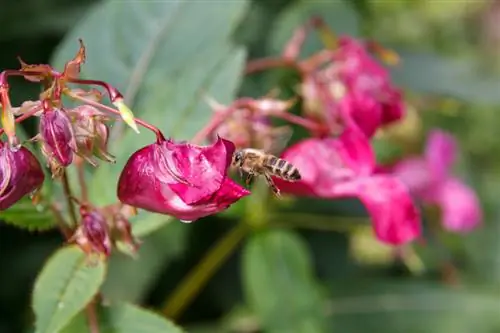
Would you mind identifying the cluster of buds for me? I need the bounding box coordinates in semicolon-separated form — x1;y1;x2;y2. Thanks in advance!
0;17;482;254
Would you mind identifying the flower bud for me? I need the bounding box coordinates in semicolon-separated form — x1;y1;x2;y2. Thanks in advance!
68;105;115;166
73;206;112;257
0;142;45;210
39;108;77;167
112;98;139;134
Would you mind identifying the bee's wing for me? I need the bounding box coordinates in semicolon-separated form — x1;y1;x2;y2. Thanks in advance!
264;125;293;156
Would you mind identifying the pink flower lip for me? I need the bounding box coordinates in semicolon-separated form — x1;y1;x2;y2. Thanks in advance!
275;127;421;245
117;137;250;222
0;143;45;210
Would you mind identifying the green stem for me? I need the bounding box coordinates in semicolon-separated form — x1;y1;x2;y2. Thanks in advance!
61;170;78;227
162;223;249;319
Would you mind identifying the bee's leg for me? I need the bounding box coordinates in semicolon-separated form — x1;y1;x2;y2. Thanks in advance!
264;173;281;197
245;172;254;186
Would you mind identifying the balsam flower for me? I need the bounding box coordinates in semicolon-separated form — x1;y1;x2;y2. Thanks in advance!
0;142;45;210
72;205;112;257
391;130;482;232
274;127;421;245
117;137;250;222
301;36;404;138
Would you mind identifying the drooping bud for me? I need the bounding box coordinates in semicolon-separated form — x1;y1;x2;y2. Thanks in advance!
72;205;112;257
0;142;45;210
112;98;139;134
39;107;77;169
113;213;140;253
68;105;115;166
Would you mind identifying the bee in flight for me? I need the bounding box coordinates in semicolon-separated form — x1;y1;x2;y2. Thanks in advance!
231;126;301;196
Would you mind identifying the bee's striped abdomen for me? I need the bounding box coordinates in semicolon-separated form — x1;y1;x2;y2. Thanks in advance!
264;156;301;182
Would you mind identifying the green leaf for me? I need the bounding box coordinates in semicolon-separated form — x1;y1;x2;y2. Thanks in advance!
269;0;359;58
33;246;107;333
0;197;56;231
326;279;500;333
390;51;500;105
62;302;184;333
242;229;328;333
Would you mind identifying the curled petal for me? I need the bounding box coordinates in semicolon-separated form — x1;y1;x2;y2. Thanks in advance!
166;137;235;205
425;129;457;180
17;58;53;82
63;39;86;79
355;176;421;245
435;178;482;232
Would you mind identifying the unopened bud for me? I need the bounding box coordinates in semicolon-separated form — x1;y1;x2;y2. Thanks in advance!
113;99;139;134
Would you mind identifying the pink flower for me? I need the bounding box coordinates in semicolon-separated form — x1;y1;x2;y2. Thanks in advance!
275;127;421;245
117;137;250;222
0;142;45;210
392;130;482;232
301;36;404;138
39;107;77;167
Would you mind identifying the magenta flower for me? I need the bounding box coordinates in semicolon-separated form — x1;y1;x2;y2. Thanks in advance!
391;130;482;232
301;36;404;138
0;142;45;210
39;108;77;167
117;137;250;222
274;127;421;245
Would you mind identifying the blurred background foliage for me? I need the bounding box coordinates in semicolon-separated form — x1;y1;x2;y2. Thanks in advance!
2;0;500;332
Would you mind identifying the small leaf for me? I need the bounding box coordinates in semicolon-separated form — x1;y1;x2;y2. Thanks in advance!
33;246;107;333
242;229;328;333
100;303;184;333
0;197;56;231
62;302;184;333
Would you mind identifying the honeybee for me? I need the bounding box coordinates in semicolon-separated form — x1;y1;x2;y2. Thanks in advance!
231;127;301;196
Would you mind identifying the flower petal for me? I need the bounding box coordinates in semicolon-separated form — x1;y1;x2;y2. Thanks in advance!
277;128;375;197
355;176;421;245
425;129;457;180
166;137;235;205
435;178;482;232
391;157;434;196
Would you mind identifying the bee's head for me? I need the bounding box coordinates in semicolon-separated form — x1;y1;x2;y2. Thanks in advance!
232;150;244;167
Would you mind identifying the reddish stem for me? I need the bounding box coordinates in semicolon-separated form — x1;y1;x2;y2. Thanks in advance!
67;78;122;102
0;69;61;88
273;111;328;135
191;107;237;145
0;104;42;137
69;93;166;142
245;57;302;75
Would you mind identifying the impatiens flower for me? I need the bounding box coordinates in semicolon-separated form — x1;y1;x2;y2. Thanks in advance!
72;205;111;257
39;107;77;169
391;130;482;232
301;36;404;138
117;137;250;222
274;127;421;245
0;142;45;210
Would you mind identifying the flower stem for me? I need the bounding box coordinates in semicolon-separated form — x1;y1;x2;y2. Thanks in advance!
85;299;100;333
48;203;73;239
272;111;329;134
162;223;249;319
245;57;300;75
61;170;78;227
75;157;88;202
68;93;166;142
